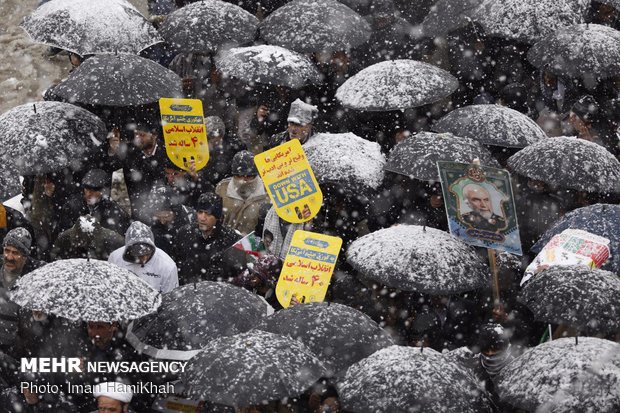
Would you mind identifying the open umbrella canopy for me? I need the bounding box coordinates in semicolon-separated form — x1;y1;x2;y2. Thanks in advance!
470;0;590;44
347;225;490;294
385;132;499;181
421;0;484;38
215;45;322;89
181;330;326;407
519;266;620;334
51;54;183;106
9;259;161;323
259;0;371;53
304;132;386;194
0;168;21;202
21;0;162;55
159;0;258;54
336;60;459;111
496;337;620;412
0;101;106;175
507;137;620;193
337;345;492;412
532;204;620;273
528;24;620;83
126;282;273;361
432;104;546;148
256;302;394;375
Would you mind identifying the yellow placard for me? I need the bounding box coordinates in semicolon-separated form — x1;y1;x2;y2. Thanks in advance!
276;230;342;308
254;139;323;223
159;98;209;171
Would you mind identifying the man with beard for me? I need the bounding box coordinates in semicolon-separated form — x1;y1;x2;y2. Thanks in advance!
460;184;506;233
215;150;270;235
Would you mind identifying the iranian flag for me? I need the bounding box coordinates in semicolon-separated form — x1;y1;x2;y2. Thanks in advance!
233;232;263;258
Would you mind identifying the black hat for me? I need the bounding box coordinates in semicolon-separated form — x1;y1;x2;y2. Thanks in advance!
231;150;258;176
571;95;600;122
196;192;223;219
82;169;109;190
477;323;510;353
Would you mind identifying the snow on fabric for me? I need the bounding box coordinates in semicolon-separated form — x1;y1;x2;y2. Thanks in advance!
304;132;386;191
432;104;546;148
336;60;459;111
347;225;489;294
337;345;492;412
256;302;394;375
21;0;162;55
528;24;620;81
259;0;371;53
182;329;326;406
519;266;620;333
422;0;484;37
385;131;499;181
496;337;620;412
471;0;590;44
0;101;106;175
159;0;258;54
215;45;321;89
127;281;273;360
78;215;96;234
9;258;161;322
507;136;620;193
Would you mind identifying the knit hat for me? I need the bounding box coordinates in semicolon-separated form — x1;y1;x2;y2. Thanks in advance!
3;227;31;256
93;381;133;403
287;99;318;125
82;169;109;190
196;192;223;219
205;116;226;138
231;150;258;176
477;323;510;353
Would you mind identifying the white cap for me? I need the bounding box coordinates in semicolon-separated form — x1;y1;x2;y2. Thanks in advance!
287;99;318;125
93;381;133;403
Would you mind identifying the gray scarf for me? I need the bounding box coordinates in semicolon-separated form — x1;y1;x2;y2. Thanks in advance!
480;345;513;380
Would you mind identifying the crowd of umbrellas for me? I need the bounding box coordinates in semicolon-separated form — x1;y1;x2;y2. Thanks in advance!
1;0;620;412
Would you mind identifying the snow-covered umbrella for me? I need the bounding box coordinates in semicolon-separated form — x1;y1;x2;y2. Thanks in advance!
0;101;106;175
519;266;620;334
496;337;620;412
259;0;371;53
528;23;620;86
421;0;484;38
159;0;258;54
336;60;459;111
214;45;322;89
337;345;492;412
470;0;590;44
304;132;386;195
9;259;161;323
181;330;326;407
256;302;394;375
532;204;620;273
507;137;620;193
51;54;183;106
347;225;490;294
126;282;273;361
21;0;162;55
0;167;21;202
432;104;546;148
385;132;499;181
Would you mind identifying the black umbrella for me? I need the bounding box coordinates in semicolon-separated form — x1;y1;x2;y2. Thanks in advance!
507;137;620;193
385;132;499;181
256;302;394;375
9;259;161;322
519;266;620;334
159;0;258;54
337;345;492;412
528;24;620;85
336;60;459;111
421;0;484;38
470;0;589;44
21;0;162;55
215;45;322;89
0;101;106;175
51;54;183;106
126;282;273;360
181;330;326;407
259;0;371;53
347;225;490;294
432;104;546;148
496;337;620;412
0;167;21;202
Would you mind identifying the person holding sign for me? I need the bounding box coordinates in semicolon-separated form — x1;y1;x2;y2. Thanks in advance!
264;98;318;150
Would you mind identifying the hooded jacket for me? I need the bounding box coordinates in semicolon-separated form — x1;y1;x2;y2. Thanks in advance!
108;222;179;293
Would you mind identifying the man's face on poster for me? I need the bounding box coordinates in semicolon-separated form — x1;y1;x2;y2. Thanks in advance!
464;185;492;218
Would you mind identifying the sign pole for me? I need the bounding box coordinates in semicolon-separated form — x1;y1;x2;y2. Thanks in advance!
487;248;501;309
